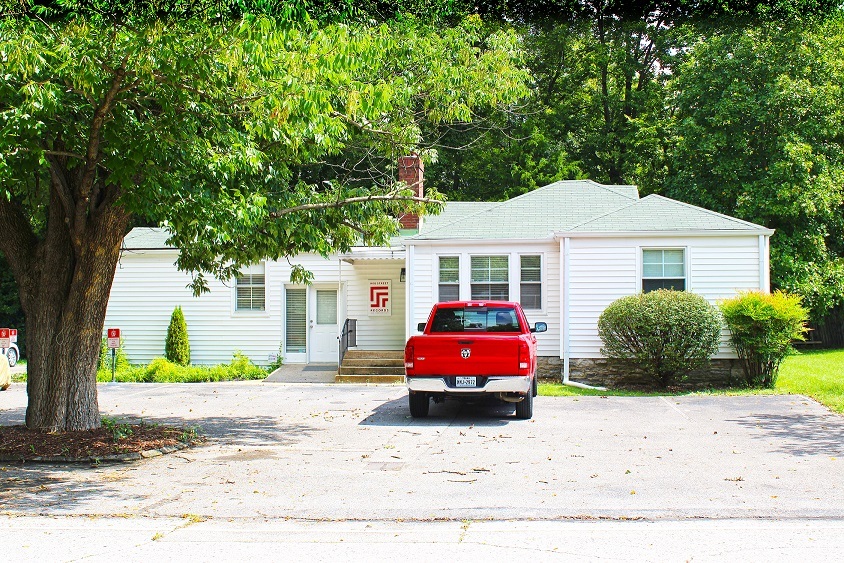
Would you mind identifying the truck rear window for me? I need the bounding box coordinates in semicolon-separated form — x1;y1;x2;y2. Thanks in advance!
429;307;520;333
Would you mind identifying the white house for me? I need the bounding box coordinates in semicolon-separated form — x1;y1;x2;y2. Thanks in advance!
104;161;772;385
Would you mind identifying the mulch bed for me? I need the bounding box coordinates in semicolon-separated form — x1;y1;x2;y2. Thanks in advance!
0;423;203;463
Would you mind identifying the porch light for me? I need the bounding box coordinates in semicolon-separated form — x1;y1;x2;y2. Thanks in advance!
400;268;406;282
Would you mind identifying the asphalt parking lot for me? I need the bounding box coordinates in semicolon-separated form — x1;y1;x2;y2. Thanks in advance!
2;381;842;522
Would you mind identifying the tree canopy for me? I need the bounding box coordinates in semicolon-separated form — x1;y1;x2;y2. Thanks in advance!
666;21;844;318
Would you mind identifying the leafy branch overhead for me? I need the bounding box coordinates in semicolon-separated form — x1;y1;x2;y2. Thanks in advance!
0;14;529;292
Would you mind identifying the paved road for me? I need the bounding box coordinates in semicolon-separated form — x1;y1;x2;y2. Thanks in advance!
1;382;843;559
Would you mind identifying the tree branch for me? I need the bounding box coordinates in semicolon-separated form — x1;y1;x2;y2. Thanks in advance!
268;194;442;218
330;112;396;137
75;57;128;242
5;147;86;160
44;154;77;243
0;195;38;288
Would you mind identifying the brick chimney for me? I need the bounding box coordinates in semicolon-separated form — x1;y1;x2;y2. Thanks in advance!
398;154;424;230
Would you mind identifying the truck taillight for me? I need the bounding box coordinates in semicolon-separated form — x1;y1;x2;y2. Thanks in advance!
518;341;529;371
404;344;414;370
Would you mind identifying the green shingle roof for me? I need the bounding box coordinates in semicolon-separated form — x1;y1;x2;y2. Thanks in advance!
567;194;771;233
412;180;639;240
410;180;770;241
123;227;172;249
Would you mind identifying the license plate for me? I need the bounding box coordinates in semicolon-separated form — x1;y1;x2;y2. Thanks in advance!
456;376;477;387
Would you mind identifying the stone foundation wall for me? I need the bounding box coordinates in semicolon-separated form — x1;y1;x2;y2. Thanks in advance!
537;356;745;389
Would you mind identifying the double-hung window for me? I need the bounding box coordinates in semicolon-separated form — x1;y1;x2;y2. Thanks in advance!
471;256;509;300
520;255;542;310
438;256;460;301
642;249;685;292
236;265;266;311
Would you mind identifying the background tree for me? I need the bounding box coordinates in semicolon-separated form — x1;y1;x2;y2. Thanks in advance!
0;11;528;431
426;1;841;199
665;20;844;319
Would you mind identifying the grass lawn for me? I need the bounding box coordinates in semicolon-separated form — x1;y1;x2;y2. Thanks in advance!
777;348;844;414
539;348;843;414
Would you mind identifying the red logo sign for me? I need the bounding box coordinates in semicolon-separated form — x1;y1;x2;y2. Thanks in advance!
0;329;8;339
370;285;390;309
108;328;120;339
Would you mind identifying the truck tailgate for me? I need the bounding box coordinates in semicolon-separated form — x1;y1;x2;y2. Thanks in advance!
412;334;520;376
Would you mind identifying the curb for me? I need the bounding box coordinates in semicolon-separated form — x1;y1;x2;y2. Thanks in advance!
0;440;195;464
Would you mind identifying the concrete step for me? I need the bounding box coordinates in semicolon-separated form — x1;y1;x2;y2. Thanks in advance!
335;373;405;384
341;358;405;368
338;366;406;376
342;350;404;360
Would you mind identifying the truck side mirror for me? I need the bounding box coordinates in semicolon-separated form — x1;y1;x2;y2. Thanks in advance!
531;322;547;333
417;322;426;332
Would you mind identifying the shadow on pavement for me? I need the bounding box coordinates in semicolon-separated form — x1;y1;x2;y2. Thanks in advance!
731;411;844;457
0;465;151;513
0;413;321;514
108;412;321;447
360;396;516;427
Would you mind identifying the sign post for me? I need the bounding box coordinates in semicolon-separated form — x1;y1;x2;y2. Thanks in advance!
107;328;121;383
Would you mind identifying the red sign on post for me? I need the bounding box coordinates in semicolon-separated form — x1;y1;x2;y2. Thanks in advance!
107;328;121;349
9;329;17;343
0;328;9;349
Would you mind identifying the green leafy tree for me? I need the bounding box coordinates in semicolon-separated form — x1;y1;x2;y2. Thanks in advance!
666;21;844;319
0;10;528;431
165;306;190;366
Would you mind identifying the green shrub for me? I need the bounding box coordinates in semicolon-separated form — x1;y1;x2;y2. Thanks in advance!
96;353;268;383
165;306;190;366
720;291;808;388
598;290;722;388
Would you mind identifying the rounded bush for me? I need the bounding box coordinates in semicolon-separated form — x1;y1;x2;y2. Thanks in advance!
719;291;808;388
598;290;722;387
165;306;191;366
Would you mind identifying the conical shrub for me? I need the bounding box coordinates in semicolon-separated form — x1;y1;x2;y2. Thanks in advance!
165;306;191;366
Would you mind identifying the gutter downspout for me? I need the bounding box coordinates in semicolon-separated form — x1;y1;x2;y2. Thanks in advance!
759;235;769;293
562;236;607;391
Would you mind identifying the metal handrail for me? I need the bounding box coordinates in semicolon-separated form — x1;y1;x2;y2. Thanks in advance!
339;318;357;364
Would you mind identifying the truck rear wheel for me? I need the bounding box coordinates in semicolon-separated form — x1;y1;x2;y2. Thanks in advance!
515;389;533;420
409;392;429;418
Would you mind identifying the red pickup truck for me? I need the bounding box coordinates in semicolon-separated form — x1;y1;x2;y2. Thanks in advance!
404;301;547;419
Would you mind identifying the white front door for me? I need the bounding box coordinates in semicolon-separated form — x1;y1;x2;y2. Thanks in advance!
309;287;339;363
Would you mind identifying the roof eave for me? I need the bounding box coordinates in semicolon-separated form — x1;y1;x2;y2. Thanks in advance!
405;235;558;245
554;228;775;239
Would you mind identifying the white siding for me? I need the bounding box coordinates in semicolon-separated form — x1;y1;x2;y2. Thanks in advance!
344;260;406;350
106;250;282;365
408;242;561;357
568;235;763;358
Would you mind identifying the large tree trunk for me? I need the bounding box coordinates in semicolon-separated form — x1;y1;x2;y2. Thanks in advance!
3;184;129;431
